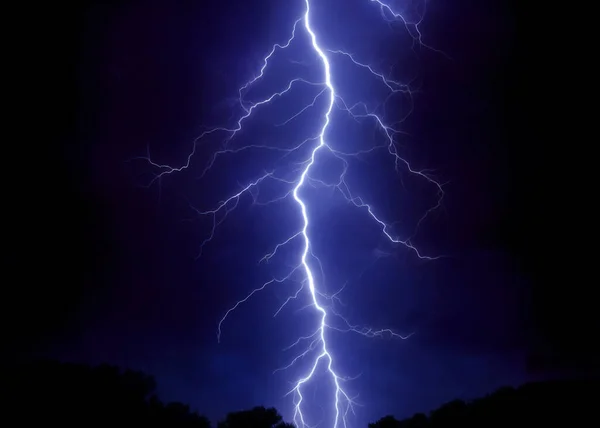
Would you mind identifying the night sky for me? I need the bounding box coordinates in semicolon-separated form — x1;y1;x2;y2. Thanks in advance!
7;0;597;426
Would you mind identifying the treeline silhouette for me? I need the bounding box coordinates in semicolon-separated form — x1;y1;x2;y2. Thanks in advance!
4;360;597;426
369;379;596;428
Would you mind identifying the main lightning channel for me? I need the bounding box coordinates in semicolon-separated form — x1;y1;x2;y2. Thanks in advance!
141;1;445;427
287;3;345;428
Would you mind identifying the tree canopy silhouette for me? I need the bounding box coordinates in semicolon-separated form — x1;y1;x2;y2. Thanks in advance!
218;406;294;428
5;360;210;426
368;379;598;428
4;360;597;427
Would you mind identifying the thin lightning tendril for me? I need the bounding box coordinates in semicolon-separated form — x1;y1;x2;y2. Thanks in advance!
141;1;445;427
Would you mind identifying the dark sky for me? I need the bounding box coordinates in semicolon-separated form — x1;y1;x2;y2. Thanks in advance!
6;0;596;426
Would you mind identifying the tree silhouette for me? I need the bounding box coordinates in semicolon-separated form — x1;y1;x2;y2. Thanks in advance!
368;414;401;428
218;406;294;428
5;360;210;426
428;399;467;425
369;379;598;428
6;359;598;427
150;399;211;427
368;413;428;428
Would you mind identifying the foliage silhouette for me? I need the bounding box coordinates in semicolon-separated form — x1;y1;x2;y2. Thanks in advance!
218;406;294;428
5;360;210;426
4;360;597;427
368;379;598;428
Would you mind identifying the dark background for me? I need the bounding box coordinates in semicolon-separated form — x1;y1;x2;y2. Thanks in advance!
5;0;596;425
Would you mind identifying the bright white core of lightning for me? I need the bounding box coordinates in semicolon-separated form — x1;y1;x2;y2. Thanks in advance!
142;1;445;427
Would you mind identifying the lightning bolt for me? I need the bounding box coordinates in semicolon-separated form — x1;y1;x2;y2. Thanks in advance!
141;1;445;427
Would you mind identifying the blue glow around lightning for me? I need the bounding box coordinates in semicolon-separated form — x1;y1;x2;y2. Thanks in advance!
142;1;444;427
